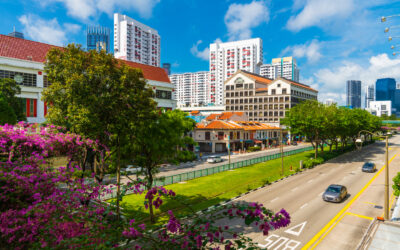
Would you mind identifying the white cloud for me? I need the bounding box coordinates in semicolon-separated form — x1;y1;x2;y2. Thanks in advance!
282;39;322;63
313;54;400;105
39;0;160;20
190;40;210;61
224;0;269;40
286;0;354;32
18;15;80;45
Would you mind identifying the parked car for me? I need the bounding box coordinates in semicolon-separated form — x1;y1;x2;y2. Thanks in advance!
291;141;298;146
124;165;143;174
322;184;348;203
207;156;223;163
362;162;376;173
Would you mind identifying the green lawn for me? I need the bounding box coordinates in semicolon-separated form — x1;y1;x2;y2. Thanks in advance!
118;144;354;226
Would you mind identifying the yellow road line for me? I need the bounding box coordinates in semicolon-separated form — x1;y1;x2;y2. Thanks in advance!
363;201;377;206
346;212;373;220
310;213;347;249
302;154;398;250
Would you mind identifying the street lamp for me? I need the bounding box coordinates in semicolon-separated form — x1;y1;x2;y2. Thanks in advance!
388;36;400;41
356;130;392;220
381;14;400;23
384;25;400;33
280;128;284;176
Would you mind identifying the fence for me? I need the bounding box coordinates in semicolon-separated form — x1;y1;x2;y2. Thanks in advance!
153;146;314;186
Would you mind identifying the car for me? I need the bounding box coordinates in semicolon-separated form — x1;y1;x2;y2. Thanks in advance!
291;141;298;146
124;165;142;174
362;162;376;173
207;156;223;163
322;184;348;203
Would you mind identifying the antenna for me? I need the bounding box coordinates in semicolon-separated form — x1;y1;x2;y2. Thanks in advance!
13;26;15;32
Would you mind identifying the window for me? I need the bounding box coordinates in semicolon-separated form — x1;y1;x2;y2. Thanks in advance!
226;86;230;90
237;131;240;139
230;132;233;139
249;84;253;89
271;89;276;95
0;70;37;87
21;98;37;117
155;90;172;99
282;88;287;94
205;132;210;140
277;84;281;87
226;100;230;105
226;93;230;98
43;75;51;88
382;105;387;111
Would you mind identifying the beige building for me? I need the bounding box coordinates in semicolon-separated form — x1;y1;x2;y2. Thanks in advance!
224;70;318;125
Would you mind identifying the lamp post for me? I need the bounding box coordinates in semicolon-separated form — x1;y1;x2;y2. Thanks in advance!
382;14;400;23
280;128;284;176
356;130;392;220
384;25;400;33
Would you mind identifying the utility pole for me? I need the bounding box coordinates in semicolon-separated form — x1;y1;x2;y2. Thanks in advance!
385;135;389;220
228;135;231;169
280;128;284;176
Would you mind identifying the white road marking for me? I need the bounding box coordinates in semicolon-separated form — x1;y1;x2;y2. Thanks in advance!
284;221;307;236
307;179;313;183
270;197;279;202
259;234;301;249
300;203;308;209
292;187;299;192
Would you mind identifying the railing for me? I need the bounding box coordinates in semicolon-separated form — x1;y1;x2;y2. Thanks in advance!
153;146;313;186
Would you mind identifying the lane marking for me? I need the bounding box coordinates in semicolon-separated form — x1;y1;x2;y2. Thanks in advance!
346;212;373;220
307;179;314;183
363;201;377;206
292;187;299;192
302;153;398;250
380;192;396;217
285;221;307;236
300;203;308;210
270;197;279;203
310;213;347;249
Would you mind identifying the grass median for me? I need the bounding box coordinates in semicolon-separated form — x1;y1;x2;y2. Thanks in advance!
118;144;356;226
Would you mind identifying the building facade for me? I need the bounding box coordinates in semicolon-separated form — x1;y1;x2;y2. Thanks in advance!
86;25;110;53
365;85;374;108
0;35;175;124
346;80;361;108
209;38;263;105
260;57;299;82
8;27;24;39
368;101;392;117
170;71;209;107
114;13;160;67
162;63;171;75
224;70;318;125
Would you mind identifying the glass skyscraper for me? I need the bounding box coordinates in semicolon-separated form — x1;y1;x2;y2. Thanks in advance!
375;78;397;111
86;25;110;53
346;80;361;108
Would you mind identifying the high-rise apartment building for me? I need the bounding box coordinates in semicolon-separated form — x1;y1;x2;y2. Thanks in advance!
209;38;263;105
346;80;361;108
170;71;209;107
365;85;374;108
86;25;110;53
260;57;299;82
114;13;160;67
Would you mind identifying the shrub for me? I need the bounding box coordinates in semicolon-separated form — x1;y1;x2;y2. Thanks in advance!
247;146;261;152
303;157;324;169
393;172;400;196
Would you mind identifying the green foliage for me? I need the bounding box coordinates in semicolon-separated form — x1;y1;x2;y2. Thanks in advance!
0;94;17;125
303;157;324;169
247;146;261;152
175;150;197;163
0;78;26;122
393;172;400;196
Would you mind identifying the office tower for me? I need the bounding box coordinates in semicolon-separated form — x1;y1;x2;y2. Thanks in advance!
325;99;336;106
365;85;374;108
260;57;299;82
8;26;24;39
375;78;397;111
86;25;110;53
162;63;171;75
209;38;263;105
346;80;361;108
114;13;160;67
170;72;209;107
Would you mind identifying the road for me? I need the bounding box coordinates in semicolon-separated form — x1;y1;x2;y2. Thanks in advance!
156;143;311;178
224;135;400;249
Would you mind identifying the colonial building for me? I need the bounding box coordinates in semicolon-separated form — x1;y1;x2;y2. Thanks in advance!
224;70;318;125
0;34;175;123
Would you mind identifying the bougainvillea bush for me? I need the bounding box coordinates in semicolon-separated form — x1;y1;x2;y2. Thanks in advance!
0;123;291;249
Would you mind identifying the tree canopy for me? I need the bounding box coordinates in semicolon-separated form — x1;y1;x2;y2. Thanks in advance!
0;78;26;123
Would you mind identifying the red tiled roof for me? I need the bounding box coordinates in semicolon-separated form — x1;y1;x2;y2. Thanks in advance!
190;110;200;115
242;71;273;85
256;88;268;92
0;34;60;63
218;112;245;120
278;77;318;93
206;113;221;121
0;34;170;83
196;120;243;130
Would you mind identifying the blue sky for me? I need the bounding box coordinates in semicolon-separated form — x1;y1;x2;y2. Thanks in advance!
1;0;400;105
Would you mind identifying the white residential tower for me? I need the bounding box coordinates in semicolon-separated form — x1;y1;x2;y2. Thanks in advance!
170;71;209;107
114;13;160;67
209;38;263;105
260;57;299;82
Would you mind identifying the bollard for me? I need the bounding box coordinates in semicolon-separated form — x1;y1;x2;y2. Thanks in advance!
299;160;303;170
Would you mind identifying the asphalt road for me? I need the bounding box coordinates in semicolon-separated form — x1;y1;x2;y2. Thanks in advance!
156;143;311;178
223;135;400;250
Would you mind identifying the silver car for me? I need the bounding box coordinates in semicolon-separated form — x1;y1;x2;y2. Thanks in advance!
322;184;347;203
207;156;223;163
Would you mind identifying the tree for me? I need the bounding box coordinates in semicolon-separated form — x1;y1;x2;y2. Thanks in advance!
42;44;157;217
0;78;26;122
0;94;17;125
129;109;196;223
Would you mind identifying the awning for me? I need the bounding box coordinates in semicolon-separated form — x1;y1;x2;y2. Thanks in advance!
254;140;263;144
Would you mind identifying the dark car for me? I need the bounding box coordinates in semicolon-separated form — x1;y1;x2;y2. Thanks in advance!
362;162;376;173
291;141;298;146
322;184;347;203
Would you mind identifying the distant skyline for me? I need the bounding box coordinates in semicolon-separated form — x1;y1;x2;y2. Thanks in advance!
1;0;400;105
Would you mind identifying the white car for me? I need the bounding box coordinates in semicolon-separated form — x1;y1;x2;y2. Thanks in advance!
207;156;223;163
125;165;142;174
